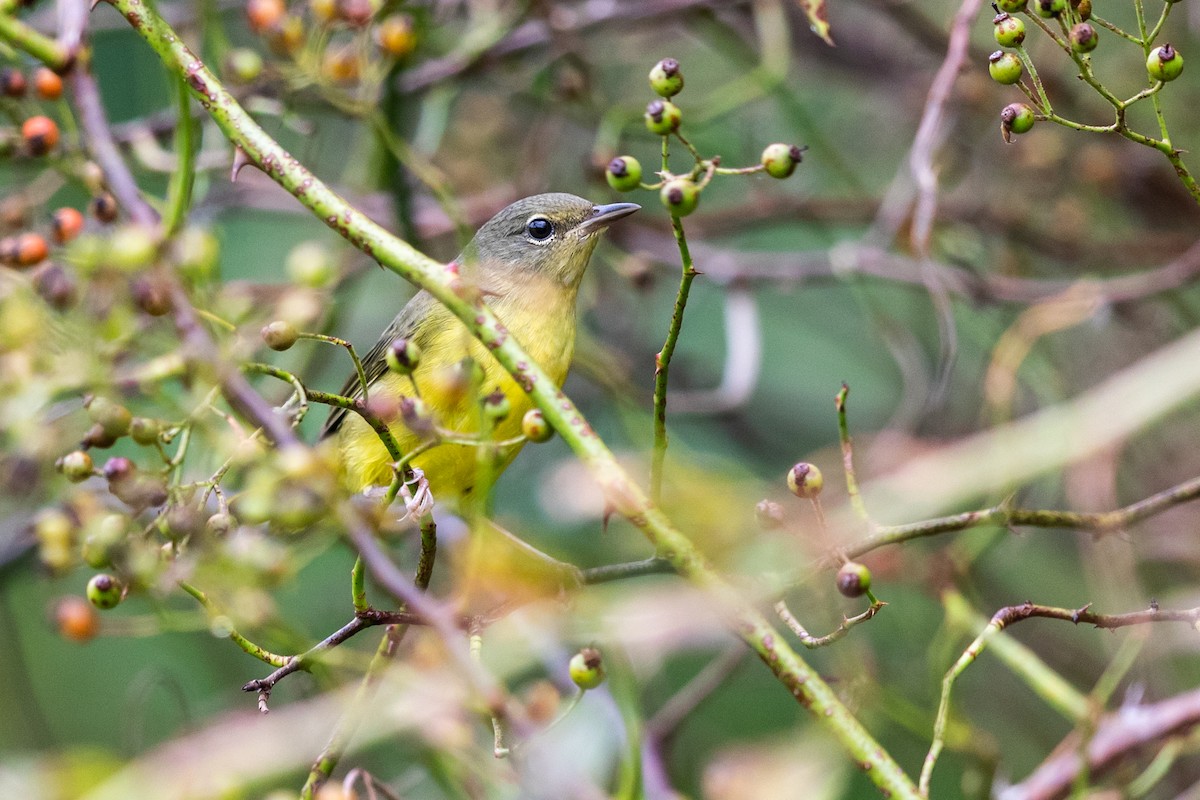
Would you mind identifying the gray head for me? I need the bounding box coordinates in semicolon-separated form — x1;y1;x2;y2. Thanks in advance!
461;193;639;287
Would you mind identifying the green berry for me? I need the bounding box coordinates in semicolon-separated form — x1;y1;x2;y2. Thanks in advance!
482;390;511;422
1033;0;1066;17
659;178;700;217
996;0;1026;11
648;58;684;98
606;156;643;192
1147;44;1184;82
129;417;163;446
385;337;421;374
286;241;336;288
261;320;299;351
992;13;1026;47
644;99;681;136
86;396;132;439
836;562;872;598
568;647;606;690
206;512;236;536
761;143;805;179
35;509;74;548
86;573;124;609
1070;22;1098;53
58;450;94;482
521;409;553;442
225;47;264;84
171;226;220;282
786;462;823;499
1001;102;1036;136
988;51;1023;85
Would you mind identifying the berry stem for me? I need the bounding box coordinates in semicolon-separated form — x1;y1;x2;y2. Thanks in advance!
836;383;871;524
179;581;290;666
163;76;198;236
298;332;370;403
1088;15;1140;45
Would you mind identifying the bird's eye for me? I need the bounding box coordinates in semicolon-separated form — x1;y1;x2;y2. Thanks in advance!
526;217;554;242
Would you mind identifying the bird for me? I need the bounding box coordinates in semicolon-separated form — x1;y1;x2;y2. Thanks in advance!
322;193;639;502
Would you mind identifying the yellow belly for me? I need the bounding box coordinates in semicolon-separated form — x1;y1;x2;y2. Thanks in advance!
337;281;576;498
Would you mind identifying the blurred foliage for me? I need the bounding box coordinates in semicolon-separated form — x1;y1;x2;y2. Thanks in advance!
2;0;1200;798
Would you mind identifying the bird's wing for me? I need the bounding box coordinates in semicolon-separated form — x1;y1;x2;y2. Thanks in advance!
319;290;440;439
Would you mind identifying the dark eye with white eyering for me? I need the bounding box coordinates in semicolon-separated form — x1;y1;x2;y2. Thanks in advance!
526;217;554;241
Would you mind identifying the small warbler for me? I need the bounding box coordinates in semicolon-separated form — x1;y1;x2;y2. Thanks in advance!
323;193;639;497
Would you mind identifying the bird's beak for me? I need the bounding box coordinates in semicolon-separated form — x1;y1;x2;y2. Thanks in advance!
579;202;640;235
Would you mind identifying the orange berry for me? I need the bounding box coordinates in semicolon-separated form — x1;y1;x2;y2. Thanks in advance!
323;48;361;83
15;232;49;266
22;115;59;156
266;15;304;56
376;14;416;58
55;595;99;642
33;67;63;100
51;207;84;243
246;0;286;33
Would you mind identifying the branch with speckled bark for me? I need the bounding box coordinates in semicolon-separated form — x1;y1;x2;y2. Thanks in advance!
100;0;920;795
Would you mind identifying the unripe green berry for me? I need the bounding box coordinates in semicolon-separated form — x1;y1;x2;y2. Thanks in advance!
786;462;823;499
648;58;684;98
521;409;553;442
86;396;132;439
1001;102;1037;136
86;573;124;609
1147;44;1184;82
1070;22;1098;53
106;225;159;271
644;99;681;136
1033;0;1066;17
482;390;511;422
996;0;1026;11
128;417;163;446
286;241;336;288
992;13;1026;47
206;512;236;536
988;51;1023;85
660;178;700;217
568;647;606;690
172;226;220;282
225;47;264;84
385;337;421;374
761;143;805;179
606;156;643;192
82;513;127;568
35;509;74;548
58;450;94;482
262;320;299;351
836;561;872;598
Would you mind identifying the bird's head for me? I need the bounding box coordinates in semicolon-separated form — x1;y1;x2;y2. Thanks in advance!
462;193;639;288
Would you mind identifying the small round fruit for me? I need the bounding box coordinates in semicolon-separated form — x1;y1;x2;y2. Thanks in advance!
14;232;48;267
336;0;375;27
1001;102;1037;135
992;12;1026;47
376;14;417;58
267;15;304;56
90;193;119;223
996;0;1026;11
55;596;100;641
87;397;132;438
205;512;235;536
761;143;805;179
33;67;63;100
286;241;335;288
262;320;299;351
606;156;643;192
0;68;26;97
22;116;59;156
1070;22;1098;53
836;561;872;598
58;450;94;482
323;48;361;83
988;51;1023;85
225;48;264;84
310;0;336;22
482;391;510;422
128;417;163;446
648;58;684;98
568;647;606;690
786;462;823;499
521;409;553;442
102;456;136;483
246;0;285;33
644;99;682;135
34;265;77;310
1032;0;1066;16
1147;44;1184;82
385;338;421;374
86;573;124;609
52;207;85;243
660;178;700;217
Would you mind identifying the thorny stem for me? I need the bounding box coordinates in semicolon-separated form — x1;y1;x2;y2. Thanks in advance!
112;4;920;795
